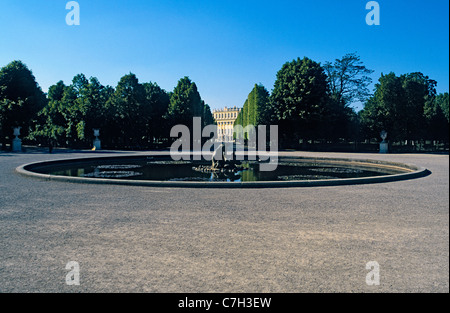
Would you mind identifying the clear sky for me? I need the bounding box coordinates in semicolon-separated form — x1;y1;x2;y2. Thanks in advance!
0;0;448;111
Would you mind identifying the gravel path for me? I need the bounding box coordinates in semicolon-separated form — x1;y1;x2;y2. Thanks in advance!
0;149;448;293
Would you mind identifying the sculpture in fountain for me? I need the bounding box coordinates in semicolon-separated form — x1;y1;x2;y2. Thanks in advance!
192;143;244;179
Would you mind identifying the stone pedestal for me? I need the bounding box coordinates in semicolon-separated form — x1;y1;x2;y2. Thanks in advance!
12;138;22;152
12;127;22;152
93;139;101;150
93;129;101;150
380;142;389;154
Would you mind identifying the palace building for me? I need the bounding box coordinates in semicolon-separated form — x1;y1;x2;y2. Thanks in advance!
213;106;241;142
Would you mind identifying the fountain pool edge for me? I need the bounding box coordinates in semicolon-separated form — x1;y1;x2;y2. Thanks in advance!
15;155;431;189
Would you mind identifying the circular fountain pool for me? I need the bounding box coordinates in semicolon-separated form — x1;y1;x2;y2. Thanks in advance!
16;155;430;188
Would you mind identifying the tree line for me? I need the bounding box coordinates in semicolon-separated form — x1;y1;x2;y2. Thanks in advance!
0;55;448;151
0;61;214;150
235;54;449;149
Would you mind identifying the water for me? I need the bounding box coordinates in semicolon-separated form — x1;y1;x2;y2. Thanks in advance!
34;157;405;182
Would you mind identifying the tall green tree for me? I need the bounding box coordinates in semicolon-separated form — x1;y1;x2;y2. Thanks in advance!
360;72;437;142
0;60;46;149
402;72;436;140
424;92;449;141
142;82;170;144
323;53;373;140
201;101;215;127
321;95;359;141
324;53;374;106
360;73;406;141
234;84;271;140
234;99;248;141
31;75;113;148
436;92;449;123
106;73;148;147
241;99;249;129
29;81;67;146
270;57;329;146
65;74;111;145
250;84;271;126
167;77;203;130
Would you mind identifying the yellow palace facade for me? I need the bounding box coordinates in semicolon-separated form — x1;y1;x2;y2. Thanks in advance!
213;106;241;142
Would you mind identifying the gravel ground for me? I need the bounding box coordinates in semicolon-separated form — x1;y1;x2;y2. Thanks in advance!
0;149;448;293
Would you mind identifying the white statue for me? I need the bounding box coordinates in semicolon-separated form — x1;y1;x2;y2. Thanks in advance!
212;143;226;168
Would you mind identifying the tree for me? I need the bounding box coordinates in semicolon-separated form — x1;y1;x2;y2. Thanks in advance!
360;72;437;142
424;92;449;141
106;73;148;147
142;82;170;144
402;72;436;140
251;84;271;126
324;53;374;106
65;74;111;145
201;101;215;127
31;75;113;148
322;95;359;141
270;57;329;147
29;81;67;147
436;92;449;123
323;53;373;141
234;99;248;140
167;77;204;131
360;73;406;141
241;99;249;129
81;77;112;137
0;60;46;149
234;84;271;140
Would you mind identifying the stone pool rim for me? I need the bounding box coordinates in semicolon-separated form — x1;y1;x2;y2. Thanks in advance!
15;154;431;189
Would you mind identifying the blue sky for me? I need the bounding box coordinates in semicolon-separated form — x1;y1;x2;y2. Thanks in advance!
0;0;448;111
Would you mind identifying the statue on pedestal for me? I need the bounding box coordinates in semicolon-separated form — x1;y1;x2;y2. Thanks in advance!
93;129;101;151
380;130;389;154
12;127;22;152
192;143;244;180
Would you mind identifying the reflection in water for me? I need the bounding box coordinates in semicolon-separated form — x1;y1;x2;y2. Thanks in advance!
39;158;403;183
240;168;258;182
211;170;243;182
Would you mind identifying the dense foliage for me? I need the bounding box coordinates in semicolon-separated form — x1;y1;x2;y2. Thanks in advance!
234;84;271;140
0;57;448;151
1;61;214;150
359;72;448;143
235;55;448;149
0;61;46;149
